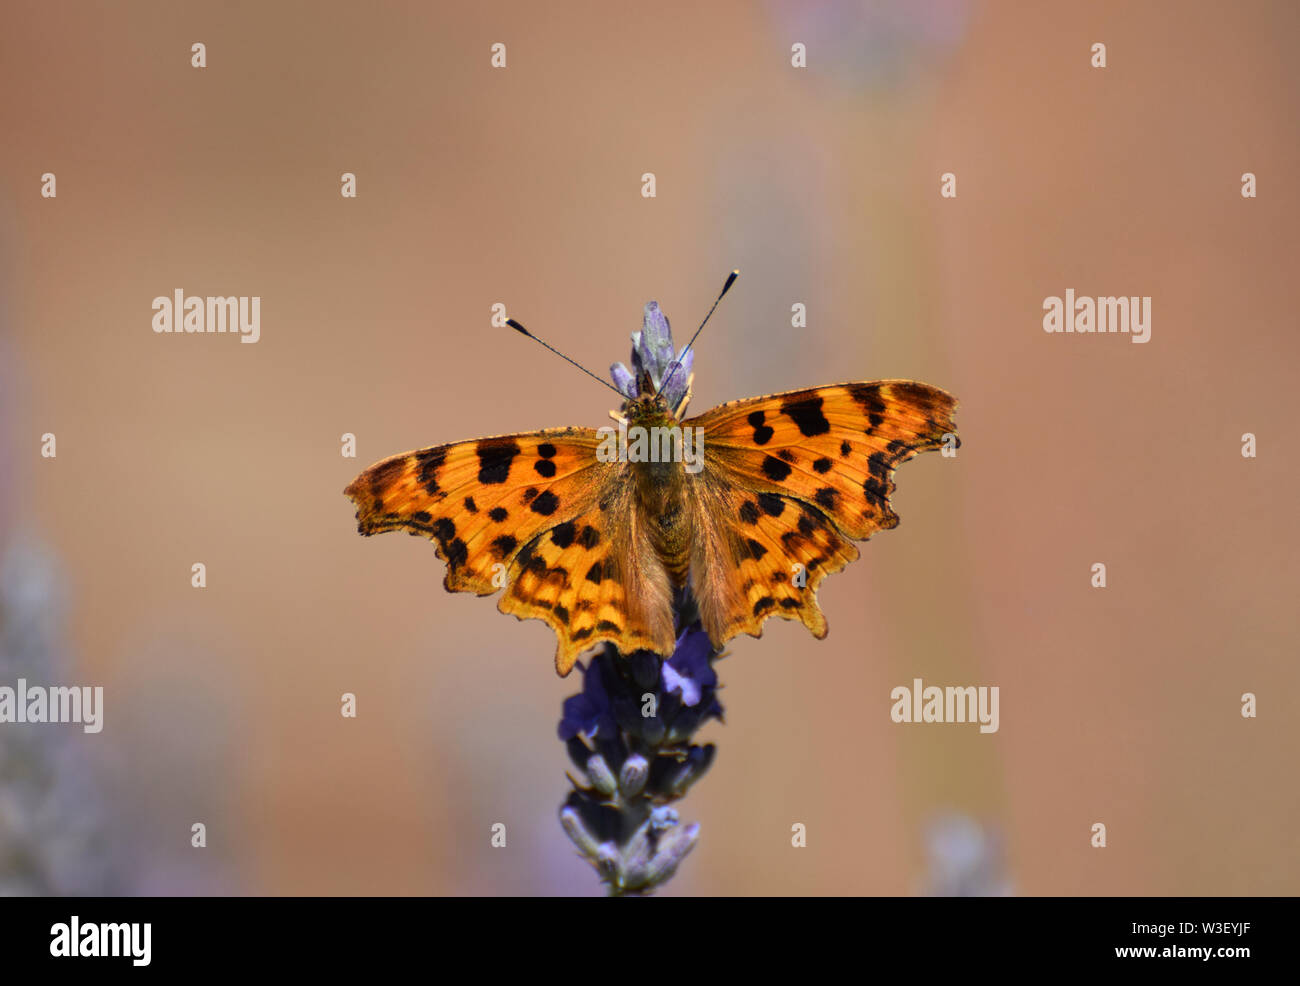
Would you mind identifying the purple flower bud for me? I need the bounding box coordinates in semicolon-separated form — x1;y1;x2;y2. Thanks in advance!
639;302;675;371
610;362;637;400
618;755;649;798
675;343;695;382
585;753;618;796
658;357;691;410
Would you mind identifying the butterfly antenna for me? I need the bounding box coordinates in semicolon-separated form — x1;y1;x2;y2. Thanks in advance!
656;269;739;399
506;318;626;398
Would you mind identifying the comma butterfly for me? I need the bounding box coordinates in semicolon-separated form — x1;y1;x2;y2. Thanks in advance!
345;275;959;675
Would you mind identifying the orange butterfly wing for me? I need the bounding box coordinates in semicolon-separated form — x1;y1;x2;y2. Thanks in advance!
685;380;958;645
343;428;673;674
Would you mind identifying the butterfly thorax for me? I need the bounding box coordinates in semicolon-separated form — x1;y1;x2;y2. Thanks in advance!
618;393;694;584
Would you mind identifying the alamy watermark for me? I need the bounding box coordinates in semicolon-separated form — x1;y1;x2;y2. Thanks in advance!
1043;289;1151;344
0;679;103;733
596;421;704;474
50;916;150;966
890;678;999;734
152;289;260;343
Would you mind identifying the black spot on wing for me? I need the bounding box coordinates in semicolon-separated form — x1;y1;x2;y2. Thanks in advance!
463;496;478;513
739;500;760;525
865;452;893;504
814;487;838;510
412;511;432;524
840;440;852;457
868;452;891;482
531;490;560;515
537;442;557;458
812;457;832;474
746;538;767;560
757;492;784;517
551;521;576;548
849;384;887;430
747;409;774;445
476;440;520;484
490;534;517;559
761;455;792;482
849;384;884;414
489;506;509;522
445;538;468;569
534;459;557;478
413;449;446;496
781;396;830;437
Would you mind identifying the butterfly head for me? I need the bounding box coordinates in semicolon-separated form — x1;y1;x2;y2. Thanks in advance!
610;301;694;418
613;390;681;432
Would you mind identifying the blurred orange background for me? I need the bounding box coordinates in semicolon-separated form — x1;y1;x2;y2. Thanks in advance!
1;0;1296;895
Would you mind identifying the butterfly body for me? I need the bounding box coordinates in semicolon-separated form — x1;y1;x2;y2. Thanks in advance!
617;392;694;581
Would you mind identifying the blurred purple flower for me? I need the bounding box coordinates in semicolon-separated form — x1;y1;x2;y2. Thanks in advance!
920;813;1014;897
765;0;971;91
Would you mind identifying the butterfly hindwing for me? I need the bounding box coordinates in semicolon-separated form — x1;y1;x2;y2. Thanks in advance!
688;484;861;645
499;486;676;674
686;380;958;644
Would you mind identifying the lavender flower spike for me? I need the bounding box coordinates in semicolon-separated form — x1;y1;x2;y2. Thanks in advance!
557;598;723;895
609;302;696;409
